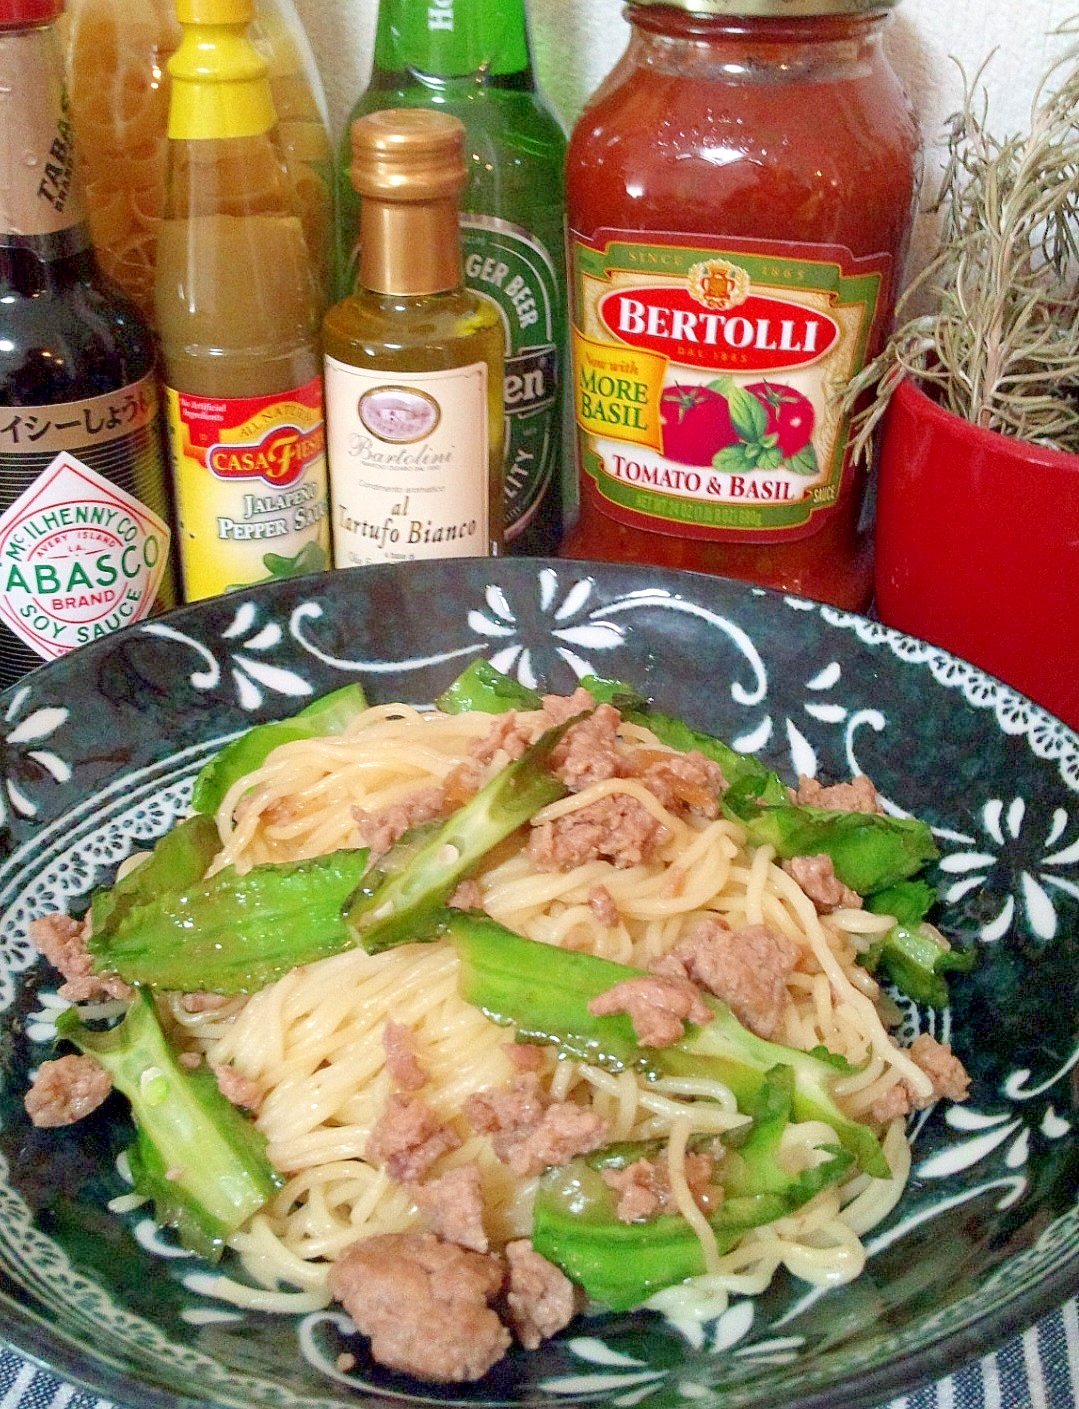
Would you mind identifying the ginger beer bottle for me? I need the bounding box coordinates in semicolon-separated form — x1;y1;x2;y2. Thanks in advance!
337;0;567;556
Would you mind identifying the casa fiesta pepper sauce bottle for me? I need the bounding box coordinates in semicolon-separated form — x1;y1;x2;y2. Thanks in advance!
154;0;330;602
563;0;919;609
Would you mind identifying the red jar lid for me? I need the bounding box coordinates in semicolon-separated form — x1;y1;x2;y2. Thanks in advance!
0;0;63;27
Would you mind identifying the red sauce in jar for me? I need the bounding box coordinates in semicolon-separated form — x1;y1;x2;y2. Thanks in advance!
562;3;919;609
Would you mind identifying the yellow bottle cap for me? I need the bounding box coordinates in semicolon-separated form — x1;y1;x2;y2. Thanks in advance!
173;0;254;23
167;9;276;141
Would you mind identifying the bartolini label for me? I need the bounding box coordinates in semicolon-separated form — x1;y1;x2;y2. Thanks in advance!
569;231;889;542
324;356;491;567
163;375;330;602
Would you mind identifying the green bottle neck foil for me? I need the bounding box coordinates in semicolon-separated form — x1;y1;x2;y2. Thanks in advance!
371;0;530;78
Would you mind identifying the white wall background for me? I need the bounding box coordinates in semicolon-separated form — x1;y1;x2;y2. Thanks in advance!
293;0;1078;283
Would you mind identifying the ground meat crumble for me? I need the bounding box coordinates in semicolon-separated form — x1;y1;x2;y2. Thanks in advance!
327;1230;576;1381
869;1034;972;1123
783;853;863;913
464;1072;608;1176
793;773;882;814
366;1092;462;1182
327;1231;510;1383
587;973;712;1046
24;1053;112;1127
503;1239;576;1350
601;1150;719;1222
382;1019;428;1091
411;1163;488;1252
650;916;798;1039
210;1062;265;1113
529;793;667;870
29;913;132;1003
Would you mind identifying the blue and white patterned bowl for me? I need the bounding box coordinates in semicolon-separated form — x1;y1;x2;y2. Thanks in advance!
0;558;1076;1409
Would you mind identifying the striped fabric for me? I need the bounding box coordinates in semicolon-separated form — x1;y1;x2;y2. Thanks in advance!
2;1298;1076;1408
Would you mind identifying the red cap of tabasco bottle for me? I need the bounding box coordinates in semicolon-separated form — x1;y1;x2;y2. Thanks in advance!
0;0;63;28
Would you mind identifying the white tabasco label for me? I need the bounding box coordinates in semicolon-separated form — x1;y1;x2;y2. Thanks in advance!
325;356;491;566
0;450;171;660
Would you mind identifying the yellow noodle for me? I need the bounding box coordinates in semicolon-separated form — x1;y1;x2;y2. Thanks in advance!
667;1118;720;1274
156;699;934;1311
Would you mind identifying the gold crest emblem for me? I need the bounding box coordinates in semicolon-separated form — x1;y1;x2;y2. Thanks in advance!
687;258;751;310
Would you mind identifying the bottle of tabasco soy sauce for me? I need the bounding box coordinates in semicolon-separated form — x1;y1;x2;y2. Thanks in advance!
338;0;568;557
155;0;329;602
563;0;920;610
0;0;178;688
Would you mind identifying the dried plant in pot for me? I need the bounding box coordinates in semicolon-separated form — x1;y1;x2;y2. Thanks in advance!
846;38;1079;731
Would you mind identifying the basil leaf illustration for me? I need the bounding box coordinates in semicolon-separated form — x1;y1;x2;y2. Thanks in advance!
708;375;737;397
785;443;819;476
726;384;769;443
714;443;753;472
756;445;785;469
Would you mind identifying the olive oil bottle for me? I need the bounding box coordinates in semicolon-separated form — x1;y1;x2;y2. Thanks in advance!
323;109;503;566
337;0;567;555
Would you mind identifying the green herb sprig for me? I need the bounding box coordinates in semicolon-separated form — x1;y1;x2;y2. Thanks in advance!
847;29;1079;456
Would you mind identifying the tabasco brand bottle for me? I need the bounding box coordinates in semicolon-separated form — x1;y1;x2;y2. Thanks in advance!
338;0;567;557
563;0;920;610
155;0;330;602
0;0;176;688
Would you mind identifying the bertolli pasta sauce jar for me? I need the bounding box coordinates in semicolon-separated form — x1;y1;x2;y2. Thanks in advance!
563;0;919;609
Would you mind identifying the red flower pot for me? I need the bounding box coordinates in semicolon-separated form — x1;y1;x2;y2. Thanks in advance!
874;376;1079;731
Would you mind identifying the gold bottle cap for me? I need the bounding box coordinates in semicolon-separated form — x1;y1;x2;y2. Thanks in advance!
349;107;468;205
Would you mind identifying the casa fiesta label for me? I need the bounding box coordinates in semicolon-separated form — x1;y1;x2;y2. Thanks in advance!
207;422;325;487
598;287;840;373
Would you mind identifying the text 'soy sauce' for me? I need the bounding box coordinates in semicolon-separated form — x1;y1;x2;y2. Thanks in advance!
563;1;919;608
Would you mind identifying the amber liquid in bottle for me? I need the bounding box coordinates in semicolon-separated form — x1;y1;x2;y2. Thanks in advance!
338;0;568;555
323;108;504;565
153;0;329;603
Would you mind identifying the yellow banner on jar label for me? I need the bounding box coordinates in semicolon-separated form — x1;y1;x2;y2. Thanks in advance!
572;329;666;452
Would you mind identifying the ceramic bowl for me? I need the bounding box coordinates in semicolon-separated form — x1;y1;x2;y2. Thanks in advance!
0;558;1076;1409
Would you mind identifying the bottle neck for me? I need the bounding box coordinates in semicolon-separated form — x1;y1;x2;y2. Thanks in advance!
167;19;277;141
624;6;886;57
358;196;461;296
371;0;531;80
0;24;91;248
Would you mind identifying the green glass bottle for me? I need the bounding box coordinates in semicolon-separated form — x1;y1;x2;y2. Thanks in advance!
337;0;567;556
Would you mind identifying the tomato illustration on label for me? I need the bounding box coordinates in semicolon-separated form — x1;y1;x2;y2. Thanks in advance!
745;381;815;458
659;384;736;466
660;377;818;476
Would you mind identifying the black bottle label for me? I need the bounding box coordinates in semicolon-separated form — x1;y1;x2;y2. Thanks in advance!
461;216;562;545
0;376;173;670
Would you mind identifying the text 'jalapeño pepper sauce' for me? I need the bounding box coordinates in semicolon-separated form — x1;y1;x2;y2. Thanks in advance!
563;1;919;608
